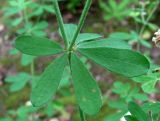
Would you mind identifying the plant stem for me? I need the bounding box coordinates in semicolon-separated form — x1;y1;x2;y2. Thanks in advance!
137;0;159;51
53;0;68;49
31;61;35;77
79;107;86;121
149;111;153;121
23;5;29;26
69;0;92;50
157;113;160;121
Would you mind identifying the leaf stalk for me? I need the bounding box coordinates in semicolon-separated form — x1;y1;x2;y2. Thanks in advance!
53;0;69;48
69;0;92;51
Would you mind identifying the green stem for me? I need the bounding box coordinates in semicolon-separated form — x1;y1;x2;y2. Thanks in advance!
79;107;86;121
53;0;68;49
149;111;153;121
69;0;92;50
157;113;160;121
137;0;159;51
23;8;29;25
36;0;45;23
31;61;34;77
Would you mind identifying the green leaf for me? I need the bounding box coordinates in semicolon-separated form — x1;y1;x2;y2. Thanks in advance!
109;32;131;40
125;115;139;121
142;102;160;114
132;74;158;93
140;39;152;48
31;54;68;107
21;54;36;66
9;48;19;55
141;80;157;93
128;102;149;121
133;93;148;101
32;21;48;30
0;118;12;121
112;81;131;97
78;38;131;49
15;35;63;56
132;75;157;83
71;54;102;115
43;5;55;13
17;106;37;117
104;111;126;121
108;100;127;110
59;24;77;43
12;18;22;26
78;48;150;77
5;72;30;92
76;33;102;44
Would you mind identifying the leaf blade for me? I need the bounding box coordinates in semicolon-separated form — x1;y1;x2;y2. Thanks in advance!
124;115;139;121
59;24;77;43
15;35;63;56
76;33;102;44
78;38;131;49
128;102;150;121
31;54;67;107
71;54;102;115
78;47;150;77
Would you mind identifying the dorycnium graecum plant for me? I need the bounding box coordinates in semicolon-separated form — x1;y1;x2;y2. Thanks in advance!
14;0;150;120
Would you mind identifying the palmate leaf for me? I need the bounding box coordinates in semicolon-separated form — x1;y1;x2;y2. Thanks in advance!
78;47;150;77
132;74;158;93
15;35;63;56
70;54;102;115
128;102;150;121
5;72;30;92
31;54;68;107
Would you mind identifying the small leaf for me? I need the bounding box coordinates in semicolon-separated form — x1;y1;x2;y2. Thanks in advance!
59;24;77;43
141;80;157;93
9;48;19;55
112;81;131;97
21;54;36;66
31;54;68;107
132;74;158;93
78;47;150;77
140;39;152;48
128;102;150;121
142;102;160;114
78;38;131;49
32;21;48;30
15;35;63;56
12;18;23;26
133;94;148;101
76;33;102;44
71;54;102;115
43;5;55;13
108;100;127;110
132;75;157;83
0;118;12;121
104;111;126;121
109;32;131;40
124;115;139;121
5;73;30;92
